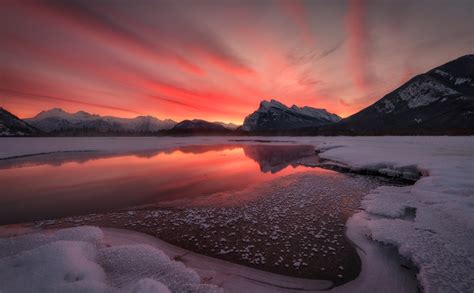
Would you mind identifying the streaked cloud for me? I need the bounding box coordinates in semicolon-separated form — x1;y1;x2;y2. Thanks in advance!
0;0;471;122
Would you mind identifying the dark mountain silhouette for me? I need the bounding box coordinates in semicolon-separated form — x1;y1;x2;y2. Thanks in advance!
0;108;38;136
320;55;474;135
163;119;233;135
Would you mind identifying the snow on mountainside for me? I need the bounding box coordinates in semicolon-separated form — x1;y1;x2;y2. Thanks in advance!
324;54;474;135
397;75;458;109
213;121;240;130
33;108;100;122
102;116;176;132
0;108;37;136
290;105;341;122
242;99;341;132
25;109;177;134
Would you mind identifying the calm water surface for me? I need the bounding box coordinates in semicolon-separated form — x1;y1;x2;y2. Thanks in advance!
2;143;402;283
0;144;321;224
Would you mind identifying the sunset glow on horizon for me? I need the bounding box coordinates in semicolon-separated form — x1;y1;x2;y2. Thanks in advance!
1;0;472;124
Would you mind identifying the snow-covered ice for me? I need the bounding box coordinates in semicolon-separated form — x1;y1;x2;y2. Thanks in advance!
0;226;220;293
311;136;474;292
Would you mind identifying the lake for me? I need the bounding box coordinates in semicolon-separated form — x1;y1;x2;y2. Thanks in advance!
0;144;322;224
0;143;398;284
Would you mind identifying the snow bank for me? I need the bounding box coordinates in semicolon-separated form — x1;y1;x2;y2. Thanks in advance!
312;136;474;292
0;226;220;293
331;212;418;293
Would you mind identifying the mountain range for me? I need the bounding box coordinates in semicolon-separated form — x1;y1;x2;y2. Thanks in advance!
0;108;239;136
23;108;177;135
1;54;472;136
163;119;233;135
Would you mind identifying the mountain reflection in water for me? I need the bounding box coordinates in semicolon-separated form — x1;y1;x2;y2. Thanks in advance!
0;144;327;224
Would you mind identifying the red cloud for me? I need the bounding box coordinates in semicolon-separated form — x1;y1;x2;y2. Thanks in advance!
22;1;205;76
346;0;373;92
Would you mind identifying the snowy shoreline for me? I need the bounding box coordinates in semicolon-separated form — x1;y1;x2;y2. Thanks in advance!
312;137;474;292
0;136;472;292
102;214;418;292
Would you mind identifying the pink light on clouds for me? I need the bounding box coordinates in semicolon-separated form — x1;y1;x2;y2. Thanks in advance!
0;0;471;123
346;0;373;93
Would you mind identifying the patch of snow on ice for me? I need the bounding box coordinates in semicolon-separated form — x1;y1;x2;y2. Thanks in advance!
0;226;220;293
100;244;217;292
126;278;171;293
0;226;103;258
0;240;107;293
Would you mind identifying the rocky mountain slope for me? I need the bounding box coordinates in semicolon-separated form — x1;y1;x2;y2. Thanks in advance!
165;119;232;135
241;100;341;132
0;108;38;136
322;54;474;135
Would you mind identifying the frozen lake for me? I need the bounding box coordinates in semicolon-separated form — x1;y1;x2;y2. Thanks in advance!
0;141;400;284
0;136;472;292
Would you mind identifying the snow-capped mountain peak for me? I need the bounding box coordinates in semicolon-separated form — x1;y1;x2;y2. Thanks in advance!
259;99;288;111
33;108;99;122
242;99;341;132
290;105;341;122
35;108;68;119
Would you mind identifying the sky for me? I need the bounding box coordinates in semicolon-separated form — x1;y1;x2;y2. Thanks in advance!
0;0;472;124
